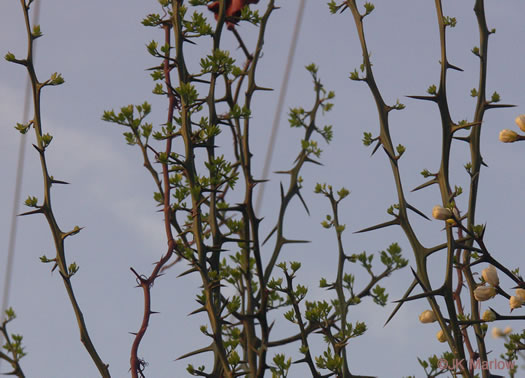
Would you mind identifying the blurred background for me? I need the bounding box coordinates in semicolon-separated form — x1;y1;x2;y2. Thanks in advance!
1;1;525;376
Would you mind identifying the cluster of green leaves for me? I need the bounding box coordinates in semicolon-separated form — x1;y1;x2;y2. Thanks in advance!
106;1;352;376
312;183;408;375
499;330;525;377
0;308;26;377
413;352;456;378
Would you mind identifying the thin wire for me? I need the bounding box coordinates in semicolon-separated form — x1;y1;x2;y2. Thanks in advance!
0;0;40;354
254;0;306;214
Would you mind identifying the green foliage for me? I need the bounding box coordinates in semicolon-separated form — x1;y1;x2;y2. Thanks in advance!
176;82;199;105
239;6;261;26
14;122;30;134
315;347;343;372
420;168;432;178
200;49;237;74
362;131;374;146
490;91;500;103
183;11;213;36
417;352;455;377
4;51;16;62
48;72;64;85
327;1;345;14
380;242;408;270
443;16;457;27
371;285;388;306
363;2;375;16
31;24;42;38
271;353;292;377
24;195;38;207
1;307;27;375
11;0;522;377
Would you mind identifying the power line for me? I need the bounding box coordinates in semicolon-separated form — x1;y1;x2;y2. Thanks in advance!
0;0;40;366
255;0;306;214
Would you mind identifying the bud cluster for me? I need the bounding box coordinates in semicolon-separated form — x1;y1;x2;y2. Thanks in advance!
474;265;499;302
499;114;525;143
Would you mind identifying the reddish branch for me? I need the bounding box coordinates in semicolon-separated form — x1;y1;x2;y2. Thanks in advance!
208;0;259;30
129;23;178;378
453;227;475;366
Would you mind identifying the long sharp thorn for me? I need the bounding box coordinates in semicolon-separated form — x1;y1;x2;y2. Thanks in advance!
406;203;430;221
282;238;310;245
18;208;44;216
410;267;430;292
406;95;438;102
446;62;464;72
354;219;399;234
262;226;278;245
453;136;470;143
304;156;323;166
188;306;206;316
384;278;417;327
296;190;310;216
485;103;516;110
393;289;442;303
177;266;198;278
411;178;437;192
371;140;381;156
176;344;214;360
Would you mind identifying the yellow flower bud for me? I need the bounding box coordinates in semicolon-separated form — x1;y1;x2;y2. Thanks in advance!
474;285;496;301
419;310;437;324
436;329;447;343
504;326;512;335
510;296;523;311
481;309;496;322
492;327;504;338
515;288;525;302
432;205;452;221
481;265;499;287
499;129;519;143
515;114;525;132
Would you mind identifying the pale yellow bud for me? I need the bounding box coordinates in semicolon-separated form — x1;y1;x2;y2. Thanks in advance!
446;218;457;226
515;288;525;302
445;208;460;225
474;285;496;301
436;329;447;343
481;265;499;287
419;310;437;324
481;309;496;322
499;129;519;143
515;114;525;132
504;326;512;335
510;296;523;311
432;205;452;221
492;327;504;338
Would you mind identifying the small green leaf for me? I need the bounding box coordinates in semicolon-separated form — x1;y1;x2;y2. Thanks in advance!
32;24;43;38
5;52;16;62
14;122;30;134
363;2;375;15
362;131;373;146
24;196;38;207
49;72;64;85
490;91;500;103
427;84;437;95
68;262;79;276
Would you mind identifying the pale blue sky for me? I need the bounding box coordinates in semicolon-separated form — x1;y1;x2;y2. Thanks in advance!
1;1;525;377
